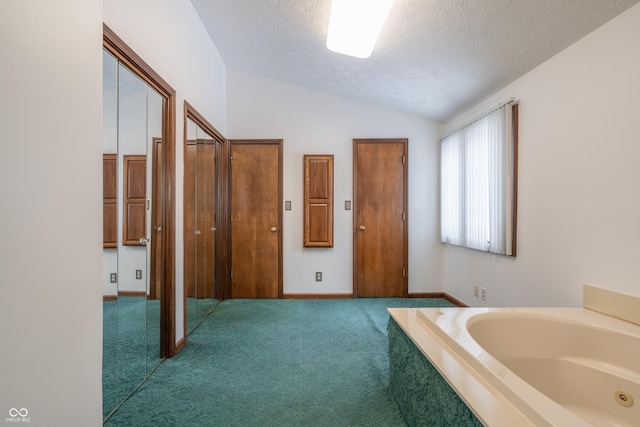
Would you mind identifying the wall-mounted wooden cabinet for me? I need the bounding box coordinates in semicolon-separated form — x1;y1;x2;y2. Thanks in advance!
304;154;334;247
103;154;117;248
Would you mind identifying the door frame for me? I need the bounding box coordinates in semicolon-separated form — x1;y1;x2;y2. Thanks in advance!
229;139;283;299
104;24;177;357
352;138;409;297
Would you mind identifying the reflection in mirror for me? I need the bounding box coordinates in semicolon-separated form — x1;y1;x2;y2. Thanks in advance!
117;61;148;403
146;88;163;375
102;47;164;420
185;118;198;333
185;116;219;334
102;48;119;419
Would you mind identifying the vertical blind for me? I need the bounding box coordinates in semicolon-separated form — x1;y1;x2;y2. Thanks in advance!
441;100;516;256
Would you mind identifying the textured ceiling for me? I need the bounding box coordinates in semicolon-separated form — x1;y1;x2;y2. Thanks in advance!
190;0;639;122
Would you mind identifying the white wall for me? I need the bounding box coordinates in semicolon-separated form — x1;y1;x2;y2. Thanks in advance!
0;1;103;425
104;0;227;341
227;71;444;295
442;3;640;307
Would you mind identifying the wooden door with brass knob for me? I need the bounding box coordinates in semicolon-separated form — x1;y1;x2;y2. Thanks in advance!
230;139;283;298
353;139;408;297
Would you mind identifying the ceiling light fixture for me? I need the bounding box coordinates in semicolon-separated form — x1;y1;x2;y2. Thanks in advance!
326;0;394;59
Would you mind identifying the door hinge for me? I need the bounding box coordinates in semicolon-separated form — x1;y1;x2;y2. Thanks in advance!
147;200;150;210
230;269;233;279
402;268;406;277
402;155;406;164
230;156;236;165
230;213;233;222
402;212;406;221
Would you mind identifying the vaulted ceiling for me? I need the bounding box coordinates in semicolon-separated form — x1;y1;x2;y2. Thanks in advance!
191;0;639;122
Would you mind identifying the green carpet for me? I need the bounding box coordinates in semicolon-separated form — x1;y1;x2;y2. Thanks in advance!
103;297;165;418
104;298;454;426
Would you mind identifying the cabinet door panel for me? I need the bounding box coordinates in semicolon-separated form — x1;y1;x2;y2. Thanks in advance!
304;155;333;247
103;154;117;248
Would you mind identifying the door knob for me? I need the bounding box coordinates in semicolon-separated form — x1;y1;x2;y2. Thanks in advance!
359;225;366;231
155;226;162;232
270;227;278;232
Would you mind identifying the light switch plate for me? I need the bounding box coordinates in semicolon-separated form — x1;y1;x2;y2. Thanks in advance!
285;201;291;211
345;200;351;210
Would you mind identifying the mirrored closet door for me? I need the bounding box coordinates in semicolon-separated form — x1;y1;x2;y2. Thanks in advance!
102;40;169;420
184;105;226;334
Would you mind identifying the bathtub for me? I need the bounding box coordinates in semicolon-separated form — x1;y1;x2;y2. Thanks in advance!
388;307;640;426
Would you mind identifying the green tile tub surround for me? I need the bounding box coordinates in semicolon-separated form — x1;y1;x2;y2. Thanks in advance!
388;317;482;427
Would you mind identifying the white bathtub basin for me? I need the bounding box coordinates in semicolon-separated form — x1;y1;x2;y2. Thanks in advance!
413;307;640;426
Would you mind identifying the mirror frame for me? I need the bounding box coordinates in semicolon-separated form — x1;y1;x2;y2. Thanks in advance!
103;24;177;358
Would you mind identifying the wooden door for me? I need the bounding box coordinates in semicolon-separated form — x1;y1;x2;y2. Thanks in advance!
122;155;147;246
230;140;282;298
353;139;408;297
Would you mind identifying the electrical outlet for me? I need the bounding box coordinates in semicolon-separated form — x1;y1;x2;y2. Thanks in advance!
136;269;142;280
481;287;487;301
285;201;291;211
345;200;351;210
110;273;117;283
315;272;322;282
473;285;479;298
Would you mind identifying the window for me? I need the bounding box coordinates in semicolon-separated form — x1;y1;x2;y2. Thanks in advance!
440;100;518;256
